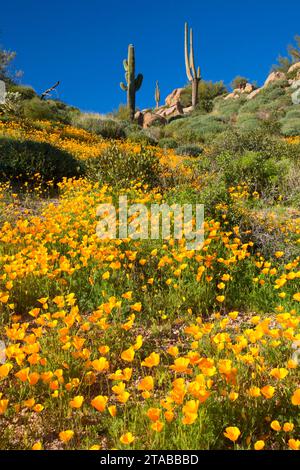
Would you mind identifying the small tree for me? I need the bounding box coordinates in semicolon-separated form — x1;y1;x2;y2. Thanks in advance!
272;34;300;72
230;76;248;90
0;48;16;83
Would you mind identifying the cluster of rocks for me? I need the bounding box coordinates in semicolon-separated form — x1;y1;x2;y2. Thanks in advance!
135;61;300;128
135;88;192;128
225;62;300;102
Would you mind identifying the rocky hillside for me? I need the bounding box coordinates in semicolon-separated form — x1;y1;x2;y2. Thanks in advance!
137;62;300;143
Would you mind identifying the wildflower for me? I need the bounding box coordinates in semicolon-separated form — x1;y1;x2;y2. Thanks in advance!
283;422;294;432
138;376;154;391
120;432;135;445
151;421;164;432
91;357;109;372
254;440;265;450
0;399;9;414
291;389;300;405
270;420;281;431
141;352;160;368
121;347;135;362
59;430;74;442
32;442;43;450
288;439;300;450
261;385;275;399
224;427;241;442
270;368;289;380
146;408;161;422
91;395;108;412
69;395;84;409
108;405;117;417
170;357;191;373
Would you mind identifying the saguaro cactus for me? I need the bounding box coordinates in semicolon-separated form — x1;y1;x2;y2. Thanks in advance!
155;81;161;109
120;44;143;121
184;22;201;109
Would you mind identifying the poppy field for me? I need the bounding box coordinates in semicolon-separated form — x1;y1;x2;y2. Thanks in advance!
0;120;300;451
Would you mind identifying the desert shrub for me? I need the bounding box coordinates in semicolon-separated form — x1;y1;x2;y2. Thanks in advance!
74;114;126;139
176;144;203;157
158;138;178;149
8;85;36;100
211;128;297;160
230;76;249;90
0;137;84;184
126;130;157;146
85;144;161;188
215;151;290;194
284;107;300;119
280;117;300;136
236;113;263;131
22;97;55;121
180;80;227;111
214;96;246;121
111;104;131;121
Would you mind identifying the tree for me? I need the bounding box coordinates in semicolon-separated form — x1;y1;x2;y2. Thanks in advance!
230;76;248;90
272;34;300;72
0;48;16;84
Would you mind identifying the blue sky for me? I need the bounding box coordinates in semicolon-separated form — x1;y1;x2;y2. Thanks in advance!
1;0;299;113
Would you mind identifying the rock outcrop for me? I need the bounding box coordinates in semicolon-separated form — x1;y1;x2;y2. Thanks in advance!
165;88;184;107
264;71;286;87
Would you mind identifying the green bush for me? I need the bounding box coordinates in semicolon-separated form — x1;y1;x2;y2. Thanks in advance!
75;115;126;139
215;151;290;193
126;131;157;146
0;137;84;183
158;138;178;149
22;97;73;123
211;128;297;160
8;85;36;100
180;81;227;111
85;144;161;188
280;117;300;136
176;144;203;157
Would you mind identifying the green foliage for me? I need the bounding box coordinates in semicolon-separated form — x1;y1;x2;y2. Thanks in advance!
176;144;203;157
111;104;131;121
158;138;178;149
280;116;300;136
8;85;36;100
22;97;73;123
215;151;290;193
75;114;126;139
85;144;161;188
126;130;158;146
0;137;84;184
230;76;249;90
0;48;16;84
211;128;297;160
180;81;227;111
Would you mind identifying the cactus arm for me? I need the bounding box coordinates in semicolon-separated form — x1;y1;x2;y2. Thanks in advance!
123;59;128;71
135;73;143;91
189;28;197;78
197;66;201;79
184;22;193;81
120;82;128;91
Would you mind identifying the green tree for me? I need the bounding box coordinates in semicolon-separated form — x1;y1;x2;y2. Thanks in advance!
230;76;248;90
0;48;16;83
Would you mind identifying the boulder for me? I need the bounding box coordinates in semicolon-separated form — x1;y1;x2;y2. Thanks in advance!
165;88;184;107
142;112;166;129
183;105;194;114
288;62;300;74
247;88;261;100
243;83;255;93
264;71;286;87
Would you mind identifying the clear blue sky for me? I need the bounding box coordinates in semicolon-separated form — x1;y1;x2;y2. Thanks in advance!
1;0;299;113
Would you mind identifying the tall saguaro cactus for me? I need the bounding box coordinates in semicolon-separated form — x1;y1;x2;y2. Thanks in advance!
184;22;201;109
120;44;143;121
155;81;160;109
